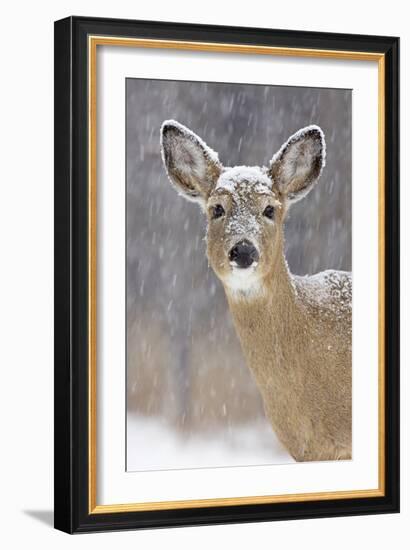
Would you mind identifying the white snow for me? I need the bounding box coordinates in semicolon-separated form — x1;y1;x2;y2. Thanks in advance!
216;166;273;193
293;269;352;316
127;414;294;472
226;211;261;237
213;167;279;241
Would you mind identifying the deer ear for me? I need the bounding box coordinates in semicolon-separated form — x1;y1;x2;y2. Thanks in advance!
160;120;222;205
268;125;326;204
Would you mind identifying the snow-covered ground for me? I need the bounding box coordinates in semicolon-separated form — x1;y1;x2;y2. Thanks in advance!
127;414;294;471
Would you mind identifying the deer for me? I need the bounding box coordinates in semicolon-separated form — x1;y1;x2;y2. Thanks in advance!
160;120;352;462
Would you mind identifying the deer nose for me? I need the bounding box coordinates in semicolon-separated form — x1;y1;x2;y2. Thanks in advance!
229;240;259;269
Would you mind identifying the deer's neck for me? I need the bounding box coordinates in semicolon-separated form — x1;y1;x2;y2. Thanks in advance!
224;232;302;381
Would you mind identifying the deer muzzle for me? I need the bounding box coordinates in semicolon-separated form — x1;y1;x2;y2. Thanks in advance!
228;239;259;269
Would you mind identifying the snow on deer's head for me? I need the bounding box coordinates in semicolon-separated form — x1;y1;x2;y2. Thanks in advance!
160;120;326;295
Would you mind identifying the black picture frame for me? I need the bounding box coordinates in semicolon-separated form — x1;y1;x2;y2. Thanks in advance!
54;15;400;534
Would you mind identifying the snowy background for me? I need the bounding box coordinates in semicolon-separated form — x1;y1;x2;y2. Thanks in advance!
126;79;351;471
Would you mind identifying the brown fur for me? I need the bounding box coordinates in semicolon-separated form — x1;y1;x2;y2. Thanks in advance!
160;120;352;461
225;223;352;461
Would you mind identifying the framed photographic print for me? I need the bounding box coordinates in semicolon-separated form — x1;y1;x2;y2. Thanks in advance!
54;16;400;533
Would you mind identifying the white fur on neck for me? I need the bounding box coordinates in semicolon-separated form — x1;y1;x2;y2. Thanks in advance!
224;265;264;299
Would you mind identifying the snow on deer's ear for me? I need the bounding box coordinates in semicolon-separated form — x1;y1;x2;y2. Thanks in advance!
160;120;222;206
268;125;326;204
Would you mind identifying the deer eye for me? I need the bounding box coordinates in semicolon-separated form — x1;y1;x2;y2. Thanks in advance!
211;204;225;219
263;205;275;220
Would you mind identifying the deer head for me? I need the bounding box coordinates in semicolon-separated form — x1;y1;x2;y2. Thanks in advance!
160;120;326;295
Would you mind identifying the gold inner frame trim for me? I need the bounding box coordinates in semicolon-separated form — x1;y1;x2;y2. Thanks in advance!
88;35;386;514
